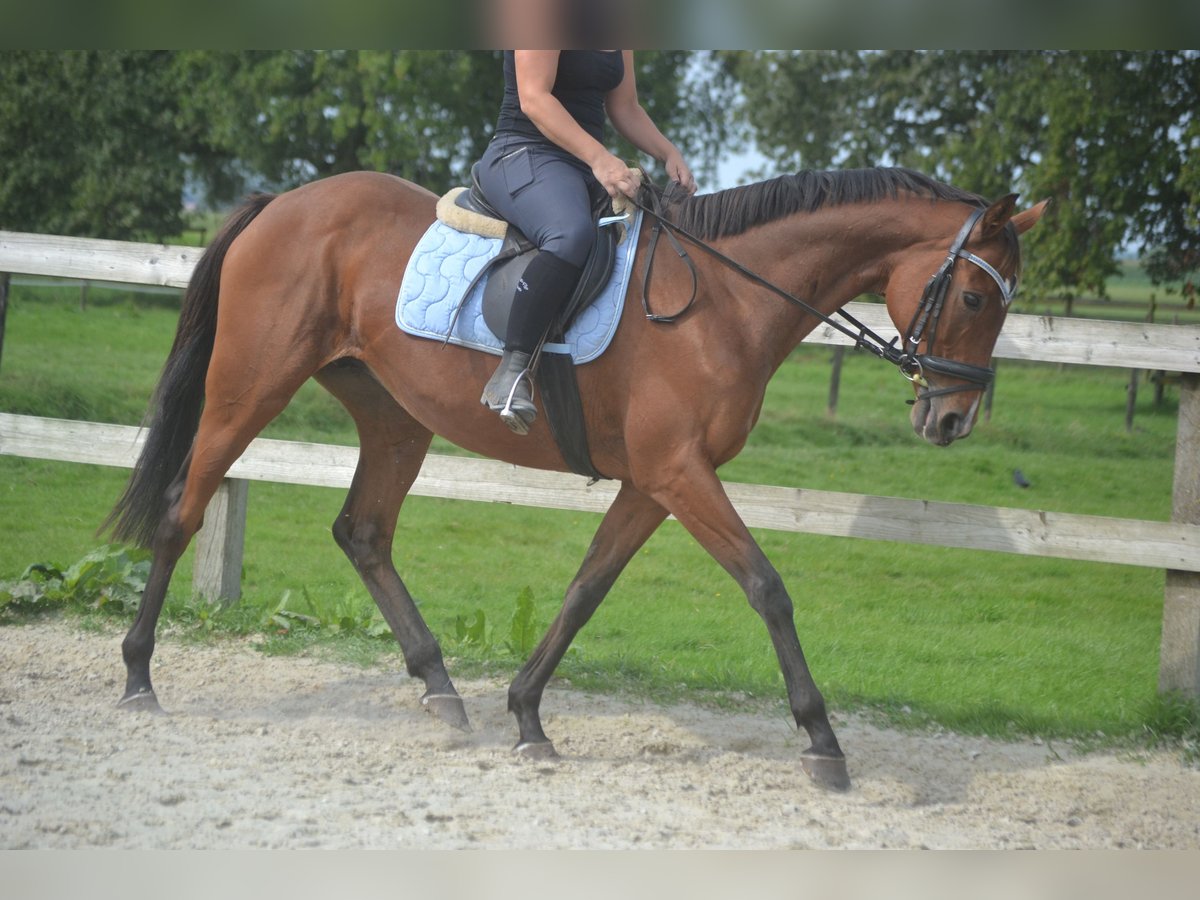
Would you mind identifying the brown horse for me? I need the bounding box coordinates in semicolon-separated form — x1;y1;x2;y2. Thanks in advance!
106;167;1045;791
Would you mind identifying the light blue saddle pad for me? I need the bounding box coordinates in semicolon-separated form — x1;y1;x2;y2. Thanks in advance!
395;210;642;364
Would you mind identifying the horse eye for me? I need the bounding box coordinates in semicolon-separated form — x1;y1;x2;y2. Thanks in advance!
963;291;985;311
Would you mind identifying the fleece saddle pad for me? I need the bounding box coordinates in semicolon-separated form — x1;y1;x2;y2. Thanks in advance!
395;210;643;364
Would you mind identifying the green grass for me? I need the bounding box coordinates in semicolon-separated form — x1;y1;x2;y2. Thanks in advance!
1017;259;1199;324
1;281;1195;753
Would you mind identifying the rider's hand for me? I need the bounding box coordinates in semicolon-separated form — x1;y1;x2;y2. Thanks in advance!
593;153;640;200
665;150;697;195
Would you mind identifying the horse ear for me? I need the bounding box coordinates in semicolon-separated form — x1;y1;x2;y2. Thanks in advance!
1010;199;1050;236
977;193;1019;240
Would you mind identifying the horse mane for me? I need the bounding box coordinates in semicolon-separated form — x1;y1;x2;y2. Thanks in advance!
647;167;988;242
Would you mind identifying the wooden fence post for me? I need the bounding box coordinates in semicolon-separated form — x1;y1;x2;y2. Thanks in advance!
984;358;998;423
0;272;10;373
193;477;249;606
1159;373;1200;697
827;346;845;418
1125;369;1141;433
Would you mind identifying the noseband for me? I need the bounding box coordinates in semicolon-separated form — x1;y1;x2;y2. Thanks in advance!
630;192;1017;401
898;206;1018;401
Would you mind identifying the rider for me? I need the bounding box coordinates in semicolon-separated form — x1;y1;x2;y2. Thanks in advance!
476;50;697;434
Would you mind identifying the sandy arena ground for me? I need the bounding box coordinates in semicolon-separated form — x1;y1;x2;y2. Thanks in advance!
2;620;1198;849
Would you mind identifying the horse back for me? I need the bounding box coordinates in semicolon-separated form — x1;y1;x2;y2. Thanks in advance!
216;171;437;356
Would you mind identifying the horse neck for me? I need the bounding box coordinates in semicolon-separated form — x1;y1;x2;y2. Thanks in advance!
703;200;951;368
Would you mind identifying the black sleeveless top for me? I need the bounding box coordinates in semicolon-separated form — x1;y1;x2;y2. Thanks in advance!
495;51;625;145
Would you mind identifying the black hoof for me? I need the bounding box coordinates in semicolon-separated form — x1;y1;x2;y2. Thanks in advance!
513;740;558;760
117;689;166;715
421;692;472;732
800;750;851;792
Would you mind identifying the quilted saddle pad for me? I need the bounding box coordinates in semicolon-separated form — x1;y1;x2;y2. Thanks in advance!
395;210;643;364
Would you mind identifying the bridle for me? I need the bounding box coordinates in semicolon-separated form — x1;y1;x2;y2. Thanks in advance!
898;206;1018;401
629;190;1018;402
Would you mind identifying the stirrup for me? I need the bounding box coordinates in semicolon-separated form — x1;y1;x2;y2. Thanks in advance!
481;351;537;435
498;370;536;434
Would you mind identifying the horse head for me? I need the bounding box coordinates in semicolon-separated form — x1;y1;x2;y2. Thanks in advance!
885;194;1048;446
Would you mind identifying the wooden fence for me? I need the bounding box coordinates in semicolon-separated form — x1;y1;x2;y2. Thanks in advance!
2;229;1199;698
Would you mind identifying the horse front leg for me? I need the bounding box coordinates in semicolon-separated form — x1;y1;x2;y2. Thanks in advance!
507;483;668;756
644;464;850;792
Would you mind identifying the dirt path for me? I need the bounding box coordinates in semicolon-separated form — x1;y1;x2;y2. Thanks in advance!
2;620;1197;849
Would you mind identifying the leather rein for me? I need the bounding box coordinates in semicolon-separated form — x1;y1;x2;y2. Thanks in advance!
628;191;1017;401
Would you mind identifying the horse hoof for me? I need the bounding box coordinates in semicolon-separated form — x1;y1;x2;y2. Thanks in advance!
421;692;472;732
800;750;851;792
513;740;558;760
117;689;166;715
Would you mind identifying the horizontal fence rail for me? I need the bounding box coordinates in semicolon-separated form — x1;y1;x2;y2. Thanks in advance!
4;229;1200;372
0;230;202;289
2;229;1199;697
3;413;1198;573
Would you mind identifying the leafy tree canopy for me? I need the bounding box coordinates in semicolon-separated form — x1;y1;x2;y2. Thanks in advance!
0;51;188;240
3;50;1194;298
725;50;1199;297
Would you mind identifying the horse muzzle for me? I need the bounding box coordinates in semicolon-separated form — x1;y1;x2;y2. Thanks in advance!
904;355;991;446
910;394;978;446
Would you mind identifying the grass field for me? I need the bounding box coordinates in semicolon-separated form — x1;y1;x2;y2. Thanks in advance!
1017;259;1198;324
0;278;1195;748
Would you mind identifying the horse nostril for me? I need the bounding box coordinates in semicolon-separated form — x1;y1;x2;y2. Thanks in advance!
939;412;961;442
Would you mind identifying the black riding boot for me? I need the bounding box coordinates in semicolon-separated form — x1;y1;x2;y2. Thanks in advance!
481;250;582;434
481;349;537;434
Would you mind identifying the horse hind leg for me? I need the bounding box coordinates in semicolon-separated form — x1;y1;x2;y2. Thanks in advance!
507;483;669;756
118;454;192;713
315;360;469;731
119;366;314;712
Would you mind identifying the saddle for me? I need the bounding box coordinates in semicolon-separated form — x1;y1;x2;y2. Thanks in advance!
436;163;630;338
432;163;638;481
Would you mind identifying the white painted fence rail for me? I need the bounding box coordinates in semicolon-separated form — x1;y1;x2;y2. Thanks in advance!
2;230;1199;697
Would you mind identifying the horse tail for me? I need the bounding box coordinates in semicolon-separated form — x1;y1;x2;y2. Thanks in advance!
102;193;276;548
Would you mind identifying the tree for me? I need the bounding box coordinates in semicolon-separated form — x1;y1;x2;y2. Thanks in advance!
175;51;738;201
727;50;1200;298
0;51;189;240
1;51;742;241
615;51;742;188
173;51;507;200
1;51;512;234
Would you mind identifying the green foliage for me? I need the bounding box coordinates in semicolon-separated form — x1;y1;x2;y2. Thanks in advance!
0;51;189;240
727;50;1200;299
618;52;742;188
0;545;149;620
1141;692;1200;764
266;587;392;639
1;51;735;232
0;542;399;646
8;49;1194;301
172;50;508;199
451;587;545;659
171;51;738;201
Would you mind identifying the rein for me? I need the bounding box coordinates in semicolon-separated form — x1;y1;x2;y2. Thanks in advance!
628;189;1016;400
